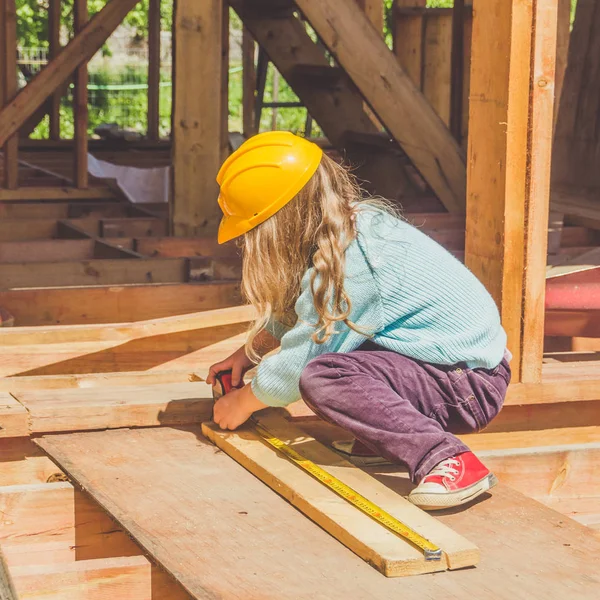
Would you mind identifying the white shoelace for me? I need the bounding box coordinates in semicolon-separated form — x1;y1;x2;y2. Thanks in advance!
428;458;461;482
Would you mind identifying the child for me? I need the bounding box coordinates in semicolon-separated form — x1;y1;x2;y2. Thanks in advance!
207;131;510;511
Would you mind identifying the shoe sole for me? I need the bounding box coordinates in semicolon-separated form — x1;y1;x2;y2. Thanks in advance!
408;473;498;511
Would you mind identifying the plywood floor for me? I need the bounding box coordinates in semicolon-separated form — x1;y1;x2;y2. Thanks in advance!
37;426;600;600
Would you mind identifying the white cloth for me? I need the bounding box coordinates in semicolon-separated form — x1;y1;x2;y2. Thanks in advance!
87;153;170;204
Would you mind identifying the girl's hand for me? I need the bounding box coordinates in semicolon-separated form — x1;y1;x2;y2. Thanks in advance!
213;384;268;430
207;345;254;388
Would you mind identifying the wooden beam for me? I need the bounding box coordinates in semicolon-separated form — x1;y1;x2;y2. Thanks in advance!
48;0;61;140
0;185;114;201
393;1;426;88
0;281;242;325
171;0;223;236
0;257;189;289
10;556;152;600
221;1;229;163
241;27;256;138
553;0;571;131
0;482;74;547
465;0;557;383
0;368;205;394
73;0;89;189
295;0;466;212
1;0;18;189
0;0;140;147
203;413;479;576
0;392;28;438
450;0;465;139
16;382;213;434
422;12;452;125
147;0;161;141
355;0;384;35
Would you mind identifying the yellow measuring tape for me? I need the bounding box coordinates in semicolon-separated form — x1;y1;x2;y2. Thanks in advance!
252;421;443;562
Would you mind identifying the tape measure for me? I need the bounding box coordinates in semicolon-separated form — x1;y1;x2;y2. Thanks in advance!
252;420;443;562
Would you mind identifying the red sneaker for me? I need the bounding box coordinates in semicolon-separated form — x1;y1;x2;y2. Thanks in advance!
408;451;498;510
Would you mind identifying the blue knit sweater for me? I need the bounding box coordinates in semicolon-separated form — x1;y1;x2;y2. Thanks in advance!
251;208;507;407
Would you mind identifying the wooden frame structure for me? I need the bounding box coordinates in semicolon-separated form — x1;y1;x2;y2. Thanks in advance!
1;0;600;596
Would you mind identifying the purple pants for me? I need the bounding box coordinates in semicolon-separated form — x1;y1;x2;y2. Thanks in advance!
299;343;511;482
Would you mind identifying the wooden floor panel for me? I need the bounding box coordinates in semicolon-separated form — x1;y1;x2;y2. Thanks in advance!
36;426;600;600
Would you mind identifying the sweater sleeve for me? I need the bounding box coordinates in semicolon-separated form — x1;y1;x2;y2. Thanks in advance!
251;242;384;407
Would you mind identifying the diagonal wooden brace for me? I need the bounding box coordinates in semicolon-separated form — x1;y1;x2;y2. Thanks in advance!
0;0;140;147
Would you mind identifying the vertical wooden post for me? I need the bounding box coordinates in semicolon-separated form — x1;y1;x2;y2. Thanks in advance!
355;0;384;36
242;27;256;138
221;2;229;162
49;0;61;140
148;0;161;140
450;0;464;140
1;0;18;189
393;0;426;88
553;0;571;130
172;0;223;237
466;0;558;383
73;0;88;189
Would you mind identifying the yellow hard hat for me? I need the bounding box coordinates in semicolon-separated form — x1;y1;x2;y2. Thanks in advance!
216;131;323;244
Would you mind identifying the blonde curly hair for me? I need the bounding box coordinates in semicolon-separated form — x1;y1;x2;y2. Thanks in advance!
241;153;390;361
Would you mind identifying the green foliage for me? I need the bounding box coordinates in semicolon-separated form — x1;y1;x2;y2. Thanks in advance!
16;0;173;49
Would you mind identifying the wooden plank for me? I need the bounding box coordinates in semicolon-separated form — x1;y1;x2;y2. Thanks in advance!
147;0;161;141
135;236;239;259
0;239;95;263
73;0;89;189
10;556;152;600
0;281;242;326
1;0;18;190
296;0;466;212
220;1;229;163
0;368;205;394
0;304;253;345
422;13;452;125
465;0;557;383
48;0;61;140
0;0;141;147
393;1;426;87
0;482;74;547
172;0;223;236
15;382;213;434
36;426;600;599
520;0;558;382
552;0;600;188
0;186;114;201
0;257;188;289
100;217;167;238
356;0;384;35
0;438;61;486
0;392;28;438
0;327;246;378
450;0;465;139
241;27;256;137
553;0;571;130
203;413;479;576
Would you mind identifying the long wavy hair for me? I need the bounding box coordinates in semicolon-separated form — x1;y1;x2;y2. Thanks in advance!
241;153;393;362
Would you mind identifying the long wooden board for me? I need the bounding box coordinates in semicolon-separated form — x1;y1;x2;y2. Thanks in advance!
36;426;600;599
0;281;242;326
202;412;479;576
0;257;188;289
